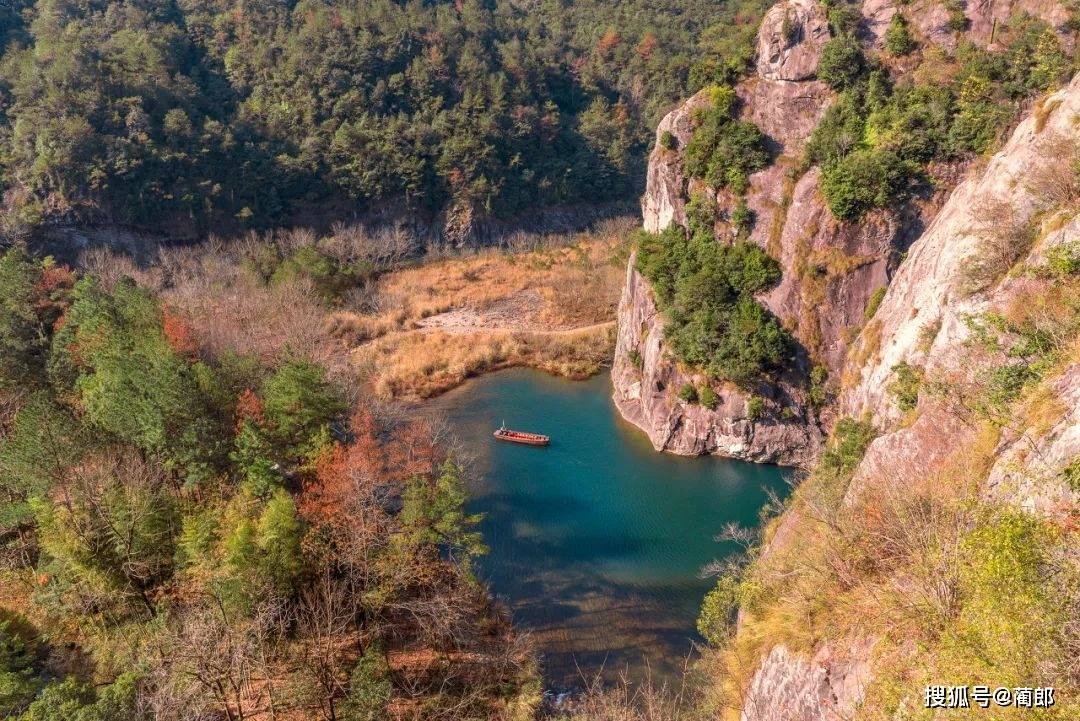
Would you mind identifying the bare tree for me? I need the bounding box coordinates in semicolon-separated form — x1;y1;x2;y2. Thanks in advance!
160;595;263;721
295;570;360;721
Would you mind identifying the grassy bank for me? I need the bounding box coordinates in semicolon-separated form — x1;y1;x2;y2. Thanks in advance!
343;219;632;400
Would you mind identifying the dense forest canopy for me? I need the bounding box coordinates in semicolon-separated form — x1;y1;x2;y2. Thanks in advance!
0;0;768;238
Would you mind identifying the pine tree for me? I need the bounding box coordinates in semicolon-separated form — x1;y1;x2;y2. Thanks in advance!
340;645;391;721
255;489;305;594
399;459;486;565
261;361;346;465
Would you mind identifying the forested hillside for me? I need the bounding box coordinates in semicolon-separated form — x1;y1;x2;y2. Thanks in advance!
0;249;540;719
0;0;768;240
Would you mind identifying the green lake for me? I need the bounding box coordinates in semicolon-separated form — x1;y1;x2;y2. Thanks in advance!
429;369;790;688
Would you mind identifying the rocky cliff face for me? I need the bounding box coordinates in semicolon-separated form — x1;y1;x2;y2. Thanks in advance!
618;0;944;465
612;254;819;464
841;74;1080;508
615;0;1071;467
622;0;838;465
736;69;1080;721
861;0;1070;53
621;0;1079;716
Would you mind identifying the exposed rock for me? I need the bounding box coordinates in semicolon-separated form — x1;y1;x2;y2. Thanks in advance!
757;0;832;82
986;363;1080;520
843;76;1080;419
861;0;953;51
838;79;1080;513
740;642;873;721
641;91;712;234
758;168;901;376
736;78;833;159
642;0;832;235
628;1;840;464
694;0;1080;712
861;0;1069;53
625;3;1080;470
612;256;820;465
845;403;974;506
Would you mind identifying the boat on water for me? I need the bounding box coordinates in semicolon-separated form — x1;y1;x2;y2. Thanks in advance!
493;424;549;446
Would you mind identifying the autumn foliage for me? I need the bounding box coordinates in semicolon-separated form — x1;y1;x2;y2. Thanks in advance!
162;307;199;358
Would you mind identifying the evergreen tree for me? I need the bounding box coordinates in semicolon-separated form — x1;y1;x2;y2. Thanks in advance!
255;489;305;594
261;360;345;465
48;278;224;484
399;459;486;566
340;644;392;721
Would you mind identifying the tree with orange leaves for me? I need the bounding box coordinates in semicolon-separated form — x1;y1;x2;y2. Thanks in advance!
162;307;199;359
596;27;620;56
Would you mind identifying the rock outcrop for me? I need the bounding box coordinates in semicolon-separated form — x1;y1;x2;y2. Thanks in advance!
642;91;712;234
619;0;942;465
625;0;840;465
740;642;873;721
843;78;1080;419
737;73;1080;721
616;0;1071;468
612;254;820;465
839;77;1080;516
756;0;831;82
861;0;1069;53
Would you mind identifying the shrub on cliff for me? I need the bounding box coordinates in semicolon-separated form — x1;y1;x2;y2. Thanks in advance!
636;205;788;385
678;383;699;403
821;149;914;220
819;417;875;479
864;286;887;320
817;34;866;91
685;86;769;194
806;18;1069;221
888;362;922;412
885;14;917;56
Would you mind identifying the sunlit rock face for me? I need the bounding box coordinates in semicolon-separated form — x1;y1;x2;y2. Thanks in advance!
612;253;820;465
756;0;830;82
739;72;1080;721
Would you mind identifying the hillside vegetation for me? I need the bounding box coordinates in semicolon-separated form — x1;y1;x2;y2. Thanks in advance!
0;0;772;239
0;249;539;720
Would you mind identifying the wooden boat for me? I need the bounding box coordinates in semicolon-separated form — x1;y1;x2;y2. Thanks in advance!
493;424;549;446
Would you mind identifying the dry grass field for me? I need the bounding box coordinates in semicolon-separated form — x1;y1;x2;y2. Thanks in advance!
80;217;633;403
342;218;632;400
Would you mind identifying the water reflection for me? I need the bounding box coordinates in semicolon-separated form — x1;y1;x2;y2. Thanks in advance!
428;369;790;688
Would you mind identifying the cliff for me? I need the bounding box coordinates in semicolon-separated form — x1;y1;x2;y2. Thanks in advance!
734;70;1080;721
617;0;944;465
613;253;819;464
738;70;1080;721
616;0;1079;716
614;0;1072;467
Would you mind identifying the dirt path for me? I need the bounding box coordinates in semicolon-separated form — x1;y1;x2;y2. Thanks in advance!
413;288;615;336
416;315;615;337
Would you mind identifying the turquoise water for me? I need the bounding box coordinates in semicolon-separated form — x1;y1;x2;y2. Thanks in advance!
429;369;790;688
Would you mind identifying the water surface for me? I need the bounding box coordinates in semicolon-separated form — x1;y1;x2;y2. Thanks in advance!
429;369;790;688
